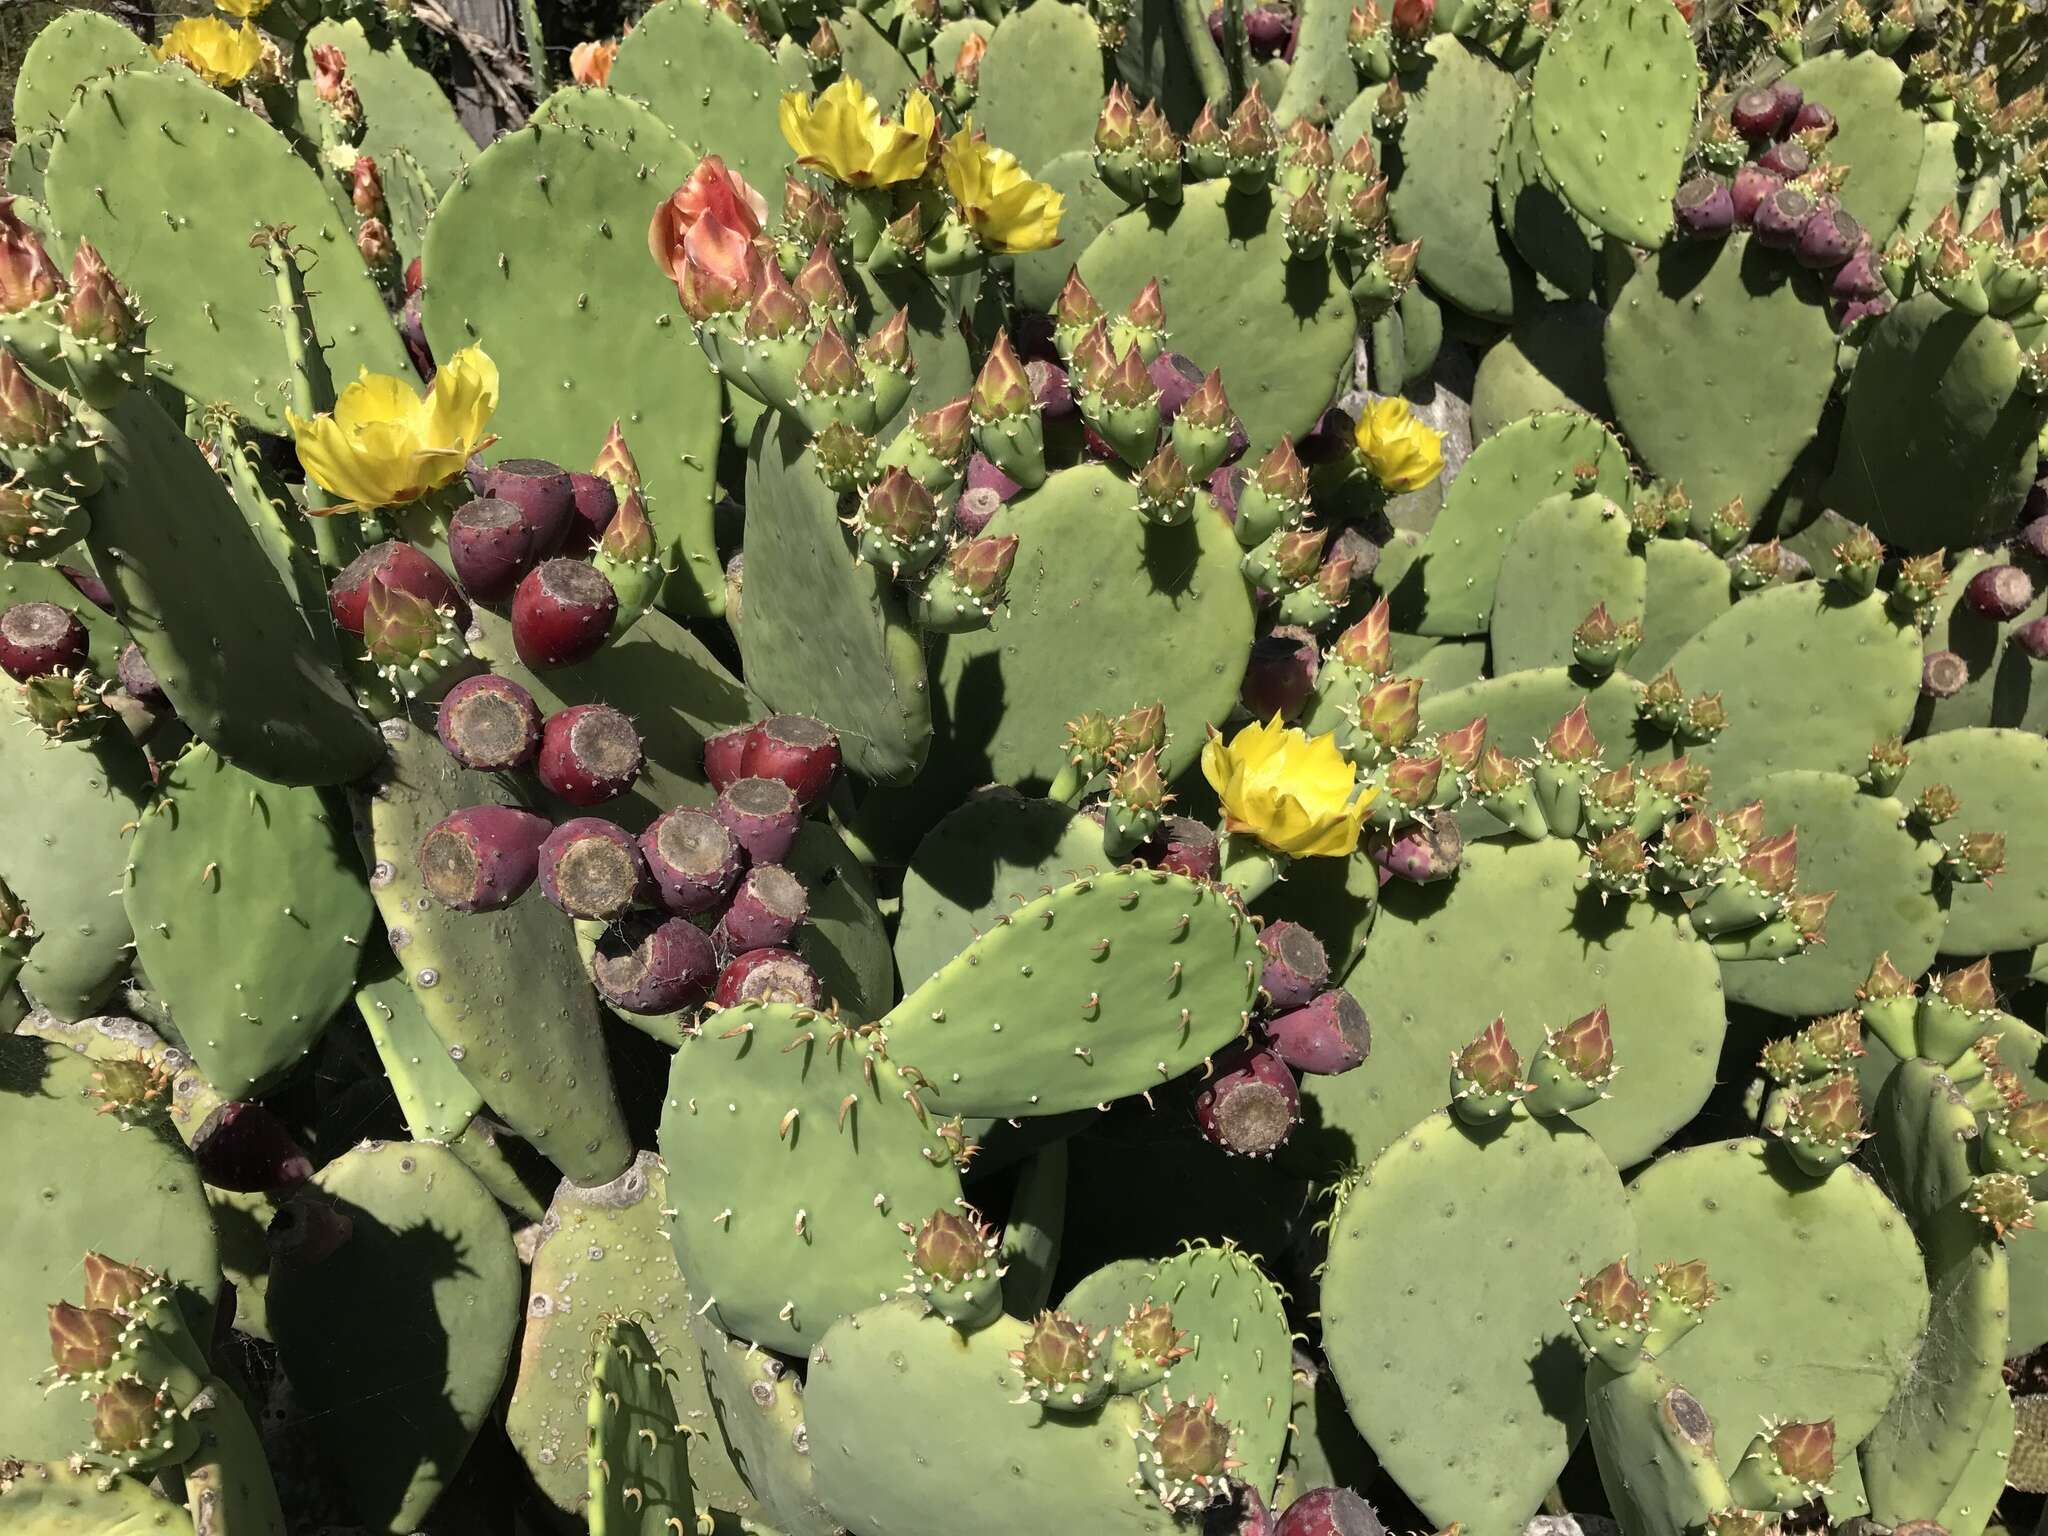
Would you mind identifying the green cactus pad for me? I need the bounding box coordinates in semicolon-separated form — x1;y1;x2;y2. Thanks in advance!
609;0;798;195
1416;668;1646;770
1915;547;2048;737
87;388;383;786
421;96;723;615
1714;771;1942;1018
304;19;474;197
974;1;1103;175
1861;1059;2012;1528
1932;1383;2015;1536
1389;411;1629;637
1825;293;2045;554
882;868;1260;1119
1076;180;1358;449
7;11;158;203
2010;1203;2048;1361
1633;537;1732;677
924;465;1252;794
1896;728;2048;956
689;1310;843;1536
1013;150;1128;314
1606;236;1839;518
354;963;482;1141
1470;301;1613;441
1904;120;1963;238
1780;51;1924;242
832;14;921;107
895;791;1110;991
657;1002;967;1354
1489;491;1645;674
0;1459;196;1535
1058;1242;1294;1498
353;719;632;1187
124;744;373;1097
181;1364;287;1536
269;1139;521;1533
1626;1137;1927;1464
1584;1355;1734;1536
45;68;410;434
805;1297;1181;1536
1529;0;1700;248
584;1317;697;1536
1322;1107;1634;1536
788;821;895;1020
1337;38;1524;322
1272;1355;1379;1506
1647;585;1921;801
740;412;931;784
1495;94;1602;302
1275;0;1363;128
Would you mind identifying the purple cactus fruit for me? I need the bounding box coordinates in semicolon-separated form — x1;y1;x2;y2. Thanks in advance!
1730;164;1781;226
1371;808;1465;884
714;947;823;1008
1275;1487;1390;1536
1266;989;1371;1076
1146;816;1220;879
1240;625;1321;722
448;497;539;602
537;703;643;806
1673;175;1736;239
1753;186;1815;250
1258;920;1330;1011
436;673;542;771
715;863;809;953
1731;87;1786;142
641;806;745;914
1831;242;1888;302
1965;563;2036;621
537;816;647;921
1921;649;1970;699
1795;207;1862;271
191;1101;314;1193
329;541;463;636
1027;358;1075;419
1234;1486;1280;1536
955;485;1005;537
1150;352;1205;423
0;601;87;681
1245;4;1294;57
1193;1043;1301;1157
2015;616;2048;661
416;804;551;912
1791;101;1837;139
400;290;434;383
1757;139;1811;178
58;565;113;613
116;643;165;708
967;451;1023;500
592;913;718;1013
562;471;619;557
715;776;804;864
703;724;757;791
1837;294;1893;329
1768;78;1805;130
511;558;617;668
2021;517;2048;563
742;714;842;806
469;456;575;555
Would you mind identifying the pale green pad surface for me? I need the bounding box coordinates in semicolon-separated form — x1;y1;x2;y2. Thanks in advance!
1896;728;2048;956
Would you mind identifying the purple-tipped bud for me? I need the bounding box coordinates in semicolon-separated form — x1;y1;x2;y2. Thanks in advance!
329;541;463;636
945;535;1019;606
1674;176;1736;239
714;947;823;1008
436;674;540;771
448;497;540;602
1796;207;1863;270
715;863;809;953
1922;649;1970;698
537;703;643;806
1730;163;1781;225
1275;1486;1388;1536
1265;989;1370;1076
641;806;745;914
0;197;62;312
0;353;63;447
593;914;718;1013
1754;186;1816;249
191;1101;314;1193
63;242;137;348
1096;83;1139;153
800;324;863;398
80;1253;156;1312
512;558;617;668
0;601;87;682
744;714;841;806
1194;1043;1300;1156
1358;674;1422;753
467;457;576;556
1259;919;1330;1010
1240;625;1320;722
1966;563;2036;620
715;776;804;864
538;816;647;921
417;804;552;912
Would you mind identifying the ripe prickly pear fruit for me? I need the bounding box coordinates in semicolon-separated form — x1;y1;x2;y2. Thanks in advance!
1832;242;1888;302
1796;206;1863;270
436;673;541;772
1370;807;1464;884
714;776;803;865
1265;989;1370;1076
1010;1310;1112;1411
468;456;576;555
417;804;551;912
538;816;647;921
0;600;86;681
1275;1486;1388;1536
1791;100;1836;138
2016;615;2048;661
191;1101;314;1193
329;541;463;636
1257;919;1329;1010
702;724;755;791
1193;1042;1301;1156
903;1206;1005;1328
1753;185;1815;249
1965;562;2036;620
744;714;842;806
715;864;808;953
1731;86;1788;141
1730;163;1781;225
1240;626;1320;723
1674;175;1735;239
114;644;163;712
447;497;539;602
591;913;718;1014
641;807;744;915
713;947;822;1007
1921;648;1969;698
537;703;643;806
1566;1258;1648;1371
512;558;617;668
47;1302;121;1378
1756;138;1810;179
563;471;618;557
1145;815;1219;879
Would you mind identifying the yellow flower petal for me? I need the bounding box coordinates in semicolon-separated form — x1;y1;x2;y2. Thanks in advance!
1206;716;1365;860
419;344;500;457
287;347;496;510
1354;395;1444;493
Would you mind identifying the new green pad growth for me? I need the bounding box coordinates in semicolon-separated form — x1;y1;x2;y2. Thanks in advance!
586;1318;696;1536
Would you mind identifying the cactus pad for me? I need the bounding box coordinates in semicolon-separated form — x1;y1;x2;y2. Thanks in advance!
1780;51;1924;241
1896;728;2048;956
688;1311;843;1536
1496;95;1602;302
0;1459;196;1534
585;1317;696;1536
974;1;1104;176
1489;492;1645;675
6;10;156;203
609;0;799;195
1470;301;1612;440
1634;537;1733;677
305;19;473;197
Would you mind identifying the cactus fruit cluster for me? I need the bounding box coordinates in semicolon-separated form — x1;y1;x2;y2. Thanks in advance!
8;0;2048;1534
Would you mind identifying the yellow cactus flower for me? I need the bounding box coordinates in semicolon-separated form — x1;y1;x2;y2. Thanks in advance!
941;125;1064;254
287;345;500;511
155;17;266;87
213;0;272;17
1353;395;1444;493
778;78;936;188
1202;715;1373;859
